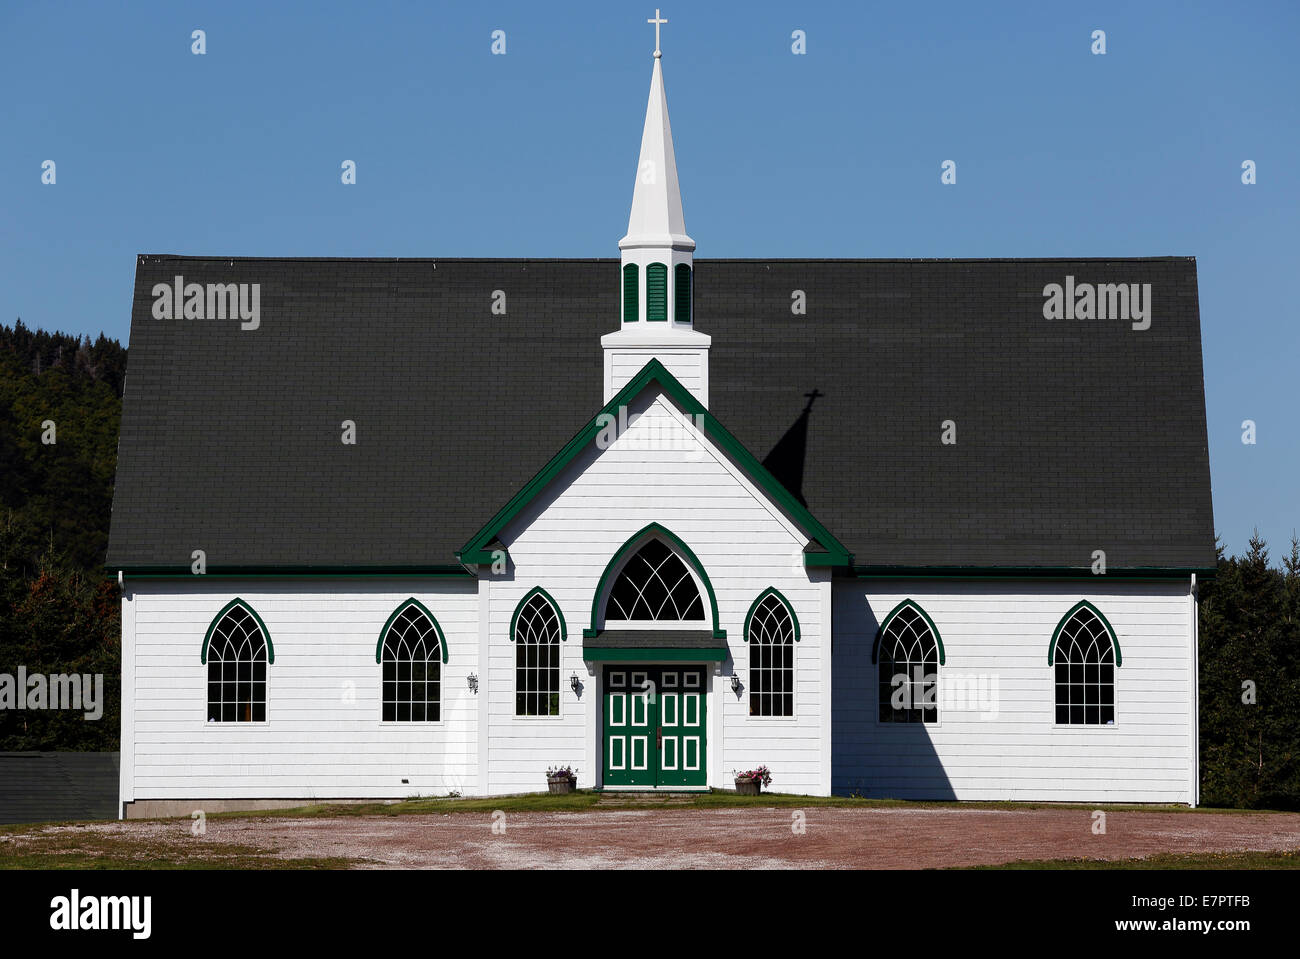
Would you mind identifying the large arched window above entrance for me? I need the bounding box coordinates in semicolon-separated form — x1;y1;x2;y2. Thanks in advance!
608;538;704;622
585;523;726;638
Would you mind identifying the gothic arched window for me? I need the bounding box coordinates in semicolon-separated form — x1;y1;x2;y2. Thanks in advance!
606;538;705;623
379;600;445;723
512;588;566;716
1050;602;1119;725
746;589;798;717
203;599;271;723
874;600;941;724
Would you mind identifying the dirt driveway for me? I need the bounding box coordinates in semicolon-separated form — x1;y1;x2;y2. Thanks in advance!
10;805;1300;868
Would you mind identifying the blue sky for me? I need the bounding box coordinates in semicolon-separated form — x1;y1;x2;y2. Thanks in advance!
2;1;1296;561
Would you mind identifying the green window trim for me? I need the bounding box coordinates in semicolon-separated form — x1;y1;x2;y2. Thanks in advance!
646;263;667;321
622;263;638;323
870;599;945;666
585;523;725;640
509;586;568;642
743;587;800;643
1048;599;1122;667
200;598;275;665
674;263;691;324
375;597;449;664
457;359;852;570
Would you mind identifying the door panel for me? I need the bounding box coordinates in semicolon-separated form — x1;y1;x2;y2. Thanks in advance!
603;665;707;788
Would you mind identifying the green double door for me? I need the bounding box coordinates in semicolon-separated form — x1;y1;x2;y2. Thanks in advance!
603;665;707;789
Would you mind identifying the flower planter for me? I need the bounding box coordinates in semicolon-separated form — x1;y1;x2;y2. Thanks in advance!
547;777;577;794
734;778;762;796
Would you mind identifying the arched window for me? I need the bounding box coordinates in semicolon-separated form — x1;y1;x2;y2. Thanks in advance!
203;599;271;723
378;600;445;722
607;538;705;623
1050;602;1119;725
874;600;941;724
746;589;798;717
622;263;638;323
512;588;566;716
674;263;692;324
646;263;668;321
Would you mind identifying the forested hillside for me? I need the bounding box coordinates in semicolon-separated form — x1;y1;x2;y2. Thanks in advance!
1199;534;1300;809
0;320;123;749
0;318;1295;806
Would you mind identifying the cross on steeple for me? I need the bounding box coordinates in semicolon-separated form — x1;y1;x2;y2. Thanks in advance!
647;9;667;58
802;388;824;413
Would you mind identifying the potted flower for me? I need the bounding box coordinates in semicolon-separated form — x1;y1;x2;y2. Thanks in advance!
734;766;772;795
546;765;578;794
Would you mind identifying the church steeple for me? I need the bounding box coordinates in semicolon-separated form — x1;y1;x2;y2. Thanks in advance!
620;54;694;257
604;10;711;405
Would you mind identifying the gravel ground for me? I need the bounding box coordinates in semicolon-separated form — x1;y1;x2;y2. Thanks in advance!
9;806;1300;869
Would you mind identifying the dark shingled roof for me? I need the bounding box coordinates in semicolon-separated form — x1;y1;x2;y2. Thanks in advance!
107;255;1215;573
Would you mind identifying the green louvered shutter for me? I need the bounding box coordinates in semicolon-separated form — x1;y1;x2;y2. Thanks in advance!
646;263;668;322
622;264;638;323
674;264;691;324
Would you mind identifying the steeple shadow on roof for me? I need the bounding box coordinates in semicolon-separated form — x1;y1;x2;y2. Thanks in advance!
760;389;824;509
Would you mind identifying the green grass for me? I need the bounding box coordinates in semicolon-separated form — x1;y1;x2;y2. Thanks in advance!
203;791;1288;821
0;830;364;870
961;850;1300;870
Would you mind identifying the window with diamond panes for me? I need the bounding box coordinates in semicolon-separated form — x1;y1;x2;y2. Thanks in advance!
515;591;563;716
380;603;442;722
877;604;939;724
748;591;795;717
205;603;268;723
1053;606;1116;725
606;538;705;622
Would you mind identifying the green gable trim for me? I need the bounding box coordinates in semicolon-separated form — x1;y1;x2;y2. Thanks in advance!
1048;599;1123;667
854;565;1212;581
584;523;726;640
674;263;691;324
646;263;668;321
509;586;568;643
582;647;727;663
622;263;638;323
743;587;801;643
456;359;852;570
201;598;275;665
870;599;945;666
375;597;450;665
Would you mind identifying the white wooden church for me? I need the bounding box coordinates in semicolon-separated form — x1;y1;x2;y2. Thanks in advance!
108;19;1216;816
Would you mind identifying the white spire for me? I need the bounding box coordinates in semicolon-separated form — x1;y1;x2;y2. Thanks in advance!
604;16;709;407
620;55;694;253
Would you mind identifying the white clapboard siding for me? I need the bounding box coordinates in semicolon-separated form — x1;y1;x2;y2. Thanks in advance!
121;383;1199;807
487;391;829;796
608;350;707;403
125;580;480;800
831;580;1194;802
